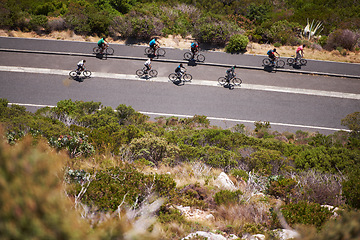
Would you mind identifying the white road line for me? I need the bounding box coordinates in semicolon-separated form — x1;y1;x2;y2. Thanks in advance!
9;102;350;132
1;65;360;100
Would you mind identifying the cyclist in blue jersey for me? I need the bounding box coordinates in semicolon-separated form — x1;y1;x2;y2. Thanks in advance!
267;48;279;65
190;42;199;59
149;37;160;55
175;63;185;77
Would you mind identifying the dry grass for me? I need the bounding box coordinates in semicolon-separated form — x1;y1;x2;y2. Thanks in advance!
1;29;359;63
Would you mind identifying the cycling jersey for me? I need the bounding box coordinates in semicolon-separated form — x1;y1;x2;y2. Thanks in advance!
144;59;151;66
296;45;304;53
77;60;85;66
191;42;198;48
149;39;156;47
98;39;105;47
267;50;274;55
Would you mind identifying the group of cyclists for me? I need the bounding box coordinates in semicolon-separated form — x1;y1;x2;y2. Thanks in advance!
76;36;306;84
267;44;306;65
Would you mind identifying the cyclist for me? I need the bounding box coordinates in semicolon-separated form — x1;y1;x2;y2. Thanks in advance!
296;44;305;62
97;37;108;54
149;37;160;55
144;58;152;73
267;48;279;65
226;65;236;82
190;41;199;59
175;63;185;78
77;60;86;72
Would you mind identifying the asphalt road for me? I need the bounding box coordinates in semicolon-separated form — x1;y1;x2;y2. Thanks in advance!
0;37;359;134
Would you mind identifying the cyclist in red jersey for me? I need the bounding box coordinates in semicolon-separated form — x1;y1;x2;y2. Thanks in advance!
296;44;305;62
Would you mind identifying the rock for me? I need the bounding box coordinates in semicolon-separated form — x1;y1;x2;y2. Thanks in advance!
214;172;237;191
321;205;340;217
182;231;227;240
272;229;300;240
241;233;265;240
206;213;215;221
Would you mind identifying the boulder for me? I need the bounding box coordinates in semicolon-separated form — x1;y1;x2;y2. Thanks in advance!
182;231;227;240
214;172;237;191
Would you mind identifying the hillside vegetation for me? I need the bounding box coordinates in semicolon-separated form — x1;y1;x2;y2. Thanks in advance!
1;98;360;239
1;0;360;54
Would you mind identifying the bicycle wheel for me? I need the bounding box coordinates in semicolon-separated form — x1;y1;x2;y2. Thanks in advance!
232;78;242;86
183;73;192;82
106;47;114;55
287;58;295;65
184;52;192;60
169;73;178;82
156;48;166;56
83;70;91;77
149;69;158;77
145;47;153;55
262;58;271;66
196;54;205;62
300;59;307;65
218;77;227;86
93;47;100;54
276;60;285;68
69;71;78;78
136;69;144;77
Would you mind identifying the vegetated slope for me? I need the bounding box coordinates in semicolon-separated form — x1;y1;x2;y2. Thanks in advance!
1;98;360;239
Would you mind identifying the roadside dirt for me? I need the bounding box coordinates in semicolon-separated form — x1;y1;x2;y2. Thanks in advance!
1;29;359;63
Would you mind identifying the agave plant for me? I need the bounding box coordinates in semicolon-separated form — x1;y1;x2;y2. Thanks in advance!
303;19;323;39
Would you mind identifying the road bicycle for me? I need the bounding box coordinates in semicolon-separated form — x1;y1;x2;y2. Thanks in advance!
218;75;242;86
168;70;192;82
262;56;285;68
93;44;114;55
136;67;158;78
145;46;166;56
287;55;307;65
69;68;92;78
183;51;205;62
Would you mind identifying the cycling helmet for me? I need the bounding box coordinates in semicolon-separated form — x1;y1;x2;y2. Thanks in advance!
232;65;236;69
180;63;183;67
83;60;86;63
273;48;277;52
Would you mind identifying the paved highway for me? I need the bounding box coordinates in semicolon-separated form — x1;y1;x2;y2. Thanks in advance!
0;37;359;134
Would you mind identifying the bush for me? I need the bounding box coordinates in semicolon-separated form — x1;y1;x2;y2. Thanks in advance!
342;169;360;209
28;14;48;31
318;35;328;47
225;34;249;53
325;29;358;51
128;133;180;165
79;165;176;211
277;201;333;229
0;134;90;239
341;112;360;138
214;189;243;205
193;16;239;46
267;176;297;204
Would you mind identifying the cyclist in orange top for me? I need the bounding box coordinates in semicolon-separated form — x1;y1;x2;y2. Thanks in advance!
296;44;305;62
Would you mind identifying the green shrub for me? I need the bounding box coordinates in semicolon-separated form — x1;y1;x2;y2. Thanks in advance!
246;3;270;24
247;148;285;175
79;165;176;211
278;201;333;229
267;176;297;204
29;14;48;31
49;131;95;158
128;133;180;165
318;35;328;47
299;211;360;240
193;16;239;46
341;112;360;138
214;189;243;205
342;169;360;209
230;169;249;181
225;34;249;53
0;134;90;239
